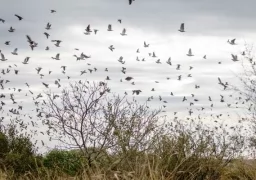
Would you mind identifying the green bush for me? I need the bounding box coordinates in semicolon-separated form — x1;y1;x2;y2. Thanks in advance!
43;149;84;176
0;125;42;176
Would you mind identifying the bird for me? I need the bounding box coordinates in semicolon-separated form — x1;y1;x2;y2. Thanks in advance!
22;57;30;64
52;53;60;60
129;0;135;5
42;82;49;88
8;27;15;32
44;32;50;39
15;14;23;20
120;28;127;36
107;24;113;31
187;48;194;56
203;55;206;59
94;29;98;34
109;45;115;51
231;54;239;62
178;23;185;32
50;10;56;13
0;53;7;61
11;48;18;55
132;90;142;95
0;18;5;23
118;19;122;23
5;41;10;45
144;41;149;47
45;23;51;30
125;77;133;81
85;25;92;33
227;39;236;45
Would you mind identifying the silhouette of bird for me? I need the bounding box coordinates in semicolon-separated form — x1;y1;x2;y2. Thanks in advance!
51;10;56;13
22;57;30;64
0;53;7;61
8;27;15;32
187;48;194;56
231;54;239;62
129;0;135;5
52;53;60;60
107;24;113;31
109;45;115;51
11;48;18;55
227;38;236;45
178;23;185;32
125;77;133;81
44;32;50;39
15;14;23;20
45;22;51;30
0;18;5;23
120;28;127;36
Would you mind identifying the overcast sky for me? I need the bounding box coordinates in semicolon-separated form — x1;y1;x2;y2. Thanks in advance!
0;0;255;151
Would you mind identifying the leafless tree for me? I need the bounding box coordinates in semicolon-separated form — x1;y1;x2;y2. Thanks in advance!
42;80;162;170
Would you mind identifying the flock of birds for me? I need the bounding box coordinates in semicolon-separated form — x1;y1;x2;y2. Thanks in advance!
0;2;254;147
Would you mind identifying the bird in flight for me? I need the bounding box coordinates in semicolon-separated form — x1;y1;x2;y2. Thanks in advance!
15;14;23;21
11;48;18;55
0;53;7;61
8;27;15;32
227;38;236;45
120;28;127;36
178;23;185;32
22;57;30;64
129;0;135;5
52;53;60;60
187;48;194;56
51;10;56;13
0;18;5;23
231;54;239;62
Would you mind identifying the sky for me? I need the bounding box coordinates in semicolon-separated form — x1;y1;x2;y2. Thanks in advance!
0;0;255;152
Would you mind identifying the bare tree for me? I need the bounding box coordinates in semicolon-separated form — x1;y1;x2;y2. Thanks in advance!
42;80;162;170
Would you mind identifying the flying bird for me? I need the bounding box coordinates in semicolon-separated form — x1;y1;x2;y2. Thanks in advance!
11;48;18;55
15;14;23;20
120;28;127;36
8;27;15;32
0;18;5;23
227;39;236;45
231;54;239;62
178;23;185;32
52;53;60;60
0;53;7;61
187;48;194;56
22;57;30;64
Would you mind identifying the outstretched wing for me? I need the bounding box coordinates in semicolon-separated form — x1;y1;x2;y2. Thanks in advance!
26;35;32;43
180;23;184;30
231;39;236;44
1;53;5;59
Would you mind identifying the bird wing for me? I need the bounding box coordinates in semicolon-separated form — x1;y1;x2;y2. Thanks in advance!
231;39;236;43
180;23;184;30
26;35;32;43
108;24;111;29
14;48;18;53
123;28;126;34
1;53;5;59
189;48;192;54
56;53;60;58
15;14;22;19
231;54;236;59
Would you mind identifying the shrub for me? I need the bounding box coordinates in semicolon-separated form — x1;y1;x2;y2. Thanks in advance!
43;149;84;176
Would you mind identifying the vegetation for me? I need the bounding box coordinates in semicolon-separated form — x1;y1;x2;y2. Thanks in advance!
0;77;256;179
